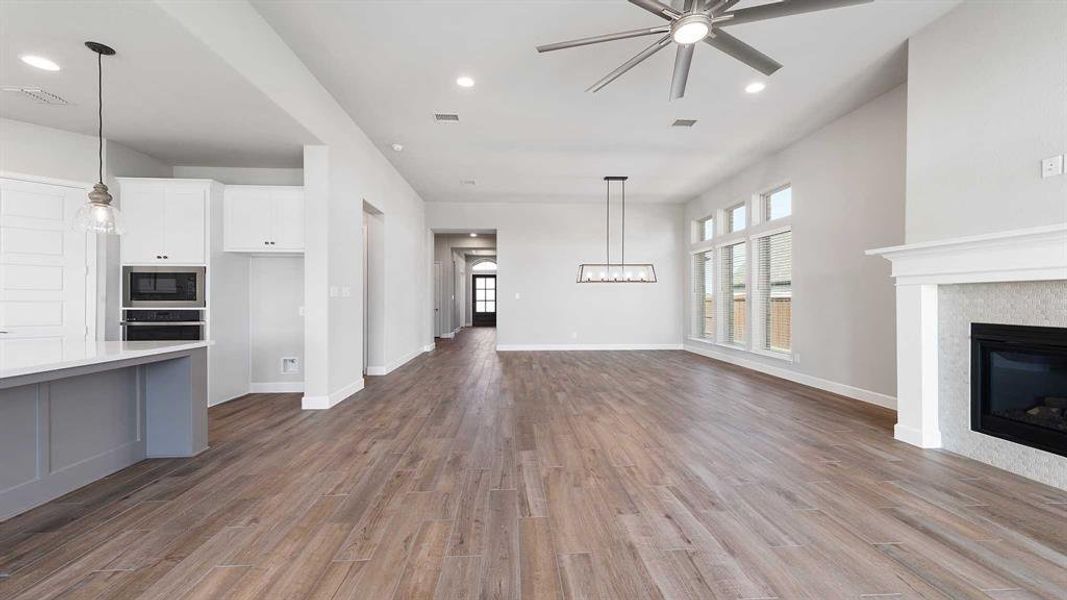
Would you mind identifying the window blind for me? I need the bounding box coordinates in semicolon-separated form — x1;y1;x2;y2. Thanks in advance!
691;250;715;338
720;242;746;345
757;230;792;352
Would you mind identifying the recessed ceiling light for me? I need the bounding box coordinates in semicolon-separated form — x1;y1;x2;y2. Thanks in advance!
469;233;478;238
745;81;766;94
672;119;697;128
461;179;476;186
391;143;403;152
456;76;475;88
20;54;60;71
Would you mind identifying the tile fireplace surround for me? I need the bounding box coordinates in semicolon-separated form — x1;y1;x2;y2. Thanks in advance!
869;224;1067;489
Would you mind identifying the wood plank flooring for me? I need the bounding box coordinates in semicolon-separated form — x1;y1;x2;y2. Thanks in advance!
2;326;1066;599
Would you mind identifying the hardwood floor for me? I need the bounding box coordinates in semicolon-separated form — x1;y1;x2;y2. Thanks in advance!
2;326;1066;599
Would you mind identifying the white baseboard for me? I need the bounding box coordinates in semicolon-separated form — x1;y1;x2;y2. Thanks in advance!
894;423;942;448
250;382;304;393
366;345;430;376
684;342;897;411
496;343;684;351
423;344;435;352
301;377;364;410
439;326;462;339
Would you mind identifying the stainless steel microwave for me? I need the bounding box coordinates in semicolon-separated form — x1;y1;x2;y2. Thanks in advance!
122;266;206;308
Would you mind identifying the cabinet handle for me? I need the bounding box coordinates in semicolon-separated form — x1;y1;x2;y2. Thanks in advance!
264;241;269;245
156;255;162;259
163;255;169;259
270;241;276;245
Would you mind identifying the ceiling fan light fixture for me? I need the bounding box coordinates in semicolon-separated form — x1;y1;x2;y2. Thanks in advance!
671;14;711;45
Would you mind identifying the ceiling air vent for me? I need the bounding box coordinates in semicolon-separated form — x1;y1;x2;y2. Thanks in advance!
1;87;70;105
434;113;460;123
672;119;697;128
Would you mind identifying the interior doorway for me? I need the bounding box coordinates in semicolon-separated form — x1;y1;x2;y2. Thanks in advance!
472;273;496;327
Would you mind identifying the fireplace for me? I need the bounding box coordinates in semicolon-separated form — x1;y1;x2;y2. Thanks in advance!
972;323;1067;458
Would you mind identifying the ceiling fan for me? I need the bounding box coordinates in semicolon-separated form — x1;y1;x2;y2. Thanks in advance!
537;0;873;100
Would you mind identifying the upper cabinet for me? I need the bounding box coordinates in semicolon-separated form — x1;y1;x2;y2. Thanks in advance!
118;179;208;264
224;186;304;253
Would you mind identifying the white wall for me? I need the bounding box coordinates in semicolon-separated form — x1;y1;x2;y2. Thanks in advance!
905;0;1067;243
684;85;907;404
173;165;302;186
427;203;684;349
159;1;428;407
249;256;304;389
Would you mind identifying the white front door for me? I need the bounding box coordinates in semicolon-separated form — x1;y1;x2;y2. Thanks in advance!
0;178;93;362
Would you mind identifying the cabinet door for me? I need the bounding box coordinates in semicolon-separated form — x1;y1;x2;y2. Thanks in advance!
270;189;304;251
225;188;273;251
163;187;206;263
119;184;166;263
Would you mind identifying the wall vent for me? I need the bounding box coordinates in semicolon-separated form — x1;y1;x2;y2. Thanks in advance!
1;87;70;105
434;113;460;123
671;119;697;128
460;179;476;186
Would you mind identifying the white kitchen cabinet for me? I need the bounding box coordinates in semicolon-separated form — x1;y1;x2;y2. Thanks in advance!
224;186;304;253
117;179;207;264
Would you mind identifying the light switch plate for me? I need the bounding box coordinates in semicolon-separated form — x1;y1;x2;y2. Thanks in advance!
329;286;339;297
1041;155;1064;178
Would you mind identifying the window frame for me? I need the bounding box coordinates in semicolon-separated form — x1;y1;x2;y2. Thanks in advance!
687;184;793;361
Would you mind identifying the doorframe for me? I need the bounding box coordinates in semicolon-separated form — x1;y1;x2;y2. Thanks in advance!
0;172;97;341
471;273;497;327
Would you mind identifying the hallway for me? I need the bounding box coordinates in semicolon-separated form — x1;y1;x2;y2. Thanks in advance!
1;327;1066;598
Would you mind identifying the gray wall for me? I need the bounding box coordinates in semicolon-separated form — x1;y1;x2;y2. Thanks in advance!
905;0;1067;243
249;256;305;387
685;85;907;398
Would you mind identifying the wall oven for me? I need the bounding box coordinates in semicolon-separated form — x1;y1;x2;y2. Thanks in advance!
123;266;205;308
121;310;204;341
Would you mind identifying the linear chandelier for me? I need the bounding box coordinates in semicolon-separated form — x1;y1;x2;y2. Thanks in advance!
577;176;657;284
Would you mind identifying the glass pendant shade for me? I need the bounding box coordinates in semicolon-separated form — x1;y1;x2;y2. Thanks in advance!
74;183;124;234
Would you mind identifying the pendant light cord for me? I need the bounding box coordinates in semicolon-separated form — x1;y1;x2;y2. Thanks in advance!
605;178;610;265
621;179;625;266
97;50;103;185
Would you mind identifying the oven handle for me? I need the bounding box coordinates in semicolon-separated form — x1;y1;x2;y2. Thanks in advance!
120;321;205;326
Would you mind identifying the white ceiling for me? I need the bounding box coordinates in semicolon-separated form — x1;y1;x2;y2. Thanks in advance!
253;0;958;204
0;1;314;167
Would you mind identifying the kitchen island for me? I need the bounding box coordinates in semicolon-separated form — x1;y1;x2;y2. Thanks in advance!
0;340;210;520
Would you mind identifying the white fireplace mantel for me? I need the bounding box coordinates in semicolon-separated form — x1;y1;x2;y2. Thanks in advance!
867;224;1067;448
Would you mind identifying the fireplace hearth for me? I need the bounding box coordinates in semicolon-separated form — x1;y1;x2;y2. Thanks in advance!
972;323;1067;458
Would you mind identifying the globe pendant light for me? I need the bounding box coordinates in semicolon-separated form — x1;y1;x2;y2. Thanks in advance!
73;41;124;235
576;176;656;284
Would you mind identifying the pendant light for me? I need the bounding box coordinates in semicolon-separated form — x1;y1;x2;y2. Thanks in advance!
73;41;123;235
576;176;657;284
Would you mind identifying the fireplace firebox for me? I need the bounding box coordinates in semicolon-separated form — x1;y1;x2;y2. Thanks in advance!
971;323;1067;458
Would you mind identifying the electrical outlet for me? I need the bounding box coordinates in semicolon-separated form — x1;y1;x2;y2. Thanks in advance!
1041;155;1064;178
281;357;300;374
571;331;578;340
298;306;305;317
329;286;339;298
793;353;801;364
515;292;521;300
341;286;352;297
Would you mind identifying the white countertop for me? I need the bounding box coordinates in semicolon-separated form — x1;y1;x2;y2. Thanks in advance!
1;340;211;380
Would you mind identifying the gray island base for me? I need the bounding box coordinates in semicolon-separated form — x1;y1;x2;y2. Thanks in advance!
0;341;209;520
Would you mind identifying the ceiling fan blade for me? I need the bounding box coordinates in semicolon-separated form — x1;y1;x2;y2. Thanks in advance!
537;26;671;53
704;0;742;14
669;43;695;100
587;35;673;93
718;0;873;27
627;0;680;20
704;29;782;75
683;0;698;10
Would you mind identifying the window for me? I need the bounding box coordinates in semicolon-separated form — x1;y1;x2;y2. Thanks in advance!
720;242;746;345
474;275;495;313
763;186;791;221
698;216;715;241
472;260;497;272
756;230;792;353
726;203;747;233
691;250;715;339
